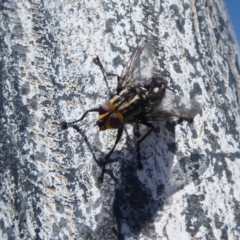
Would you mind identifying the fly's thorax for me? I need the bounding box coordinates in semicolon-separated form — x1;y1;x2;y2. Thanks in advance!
109;87;150;122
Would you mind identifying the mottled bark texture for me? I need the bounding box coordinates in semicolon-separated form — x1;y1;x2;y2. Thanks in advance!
1;0;240;239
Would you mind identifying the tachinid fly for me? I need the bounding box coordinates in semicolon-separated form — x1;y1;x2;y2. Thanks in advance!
61;41;202;182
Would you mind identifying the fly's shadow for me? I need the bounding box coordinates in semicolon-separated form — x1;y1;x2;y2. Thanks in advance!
111;121;208;239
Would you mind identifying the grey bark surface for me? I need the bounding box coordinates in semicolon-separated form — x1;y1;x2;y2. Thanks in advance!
1;0;240;239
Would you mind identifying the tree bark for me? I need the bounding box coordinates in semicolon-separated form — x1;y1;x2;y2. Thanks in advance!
1;0;240;239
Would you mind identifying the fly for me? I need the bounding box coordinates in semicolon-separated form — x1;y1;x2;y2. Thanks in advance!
61;41;202;182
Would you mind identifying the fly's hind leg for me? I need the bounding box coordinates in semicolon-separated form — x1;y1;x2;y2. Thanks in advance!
136;121;154;169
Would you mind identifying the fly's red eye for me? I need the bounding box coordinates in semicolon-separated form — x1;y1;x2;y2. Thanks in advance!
109;113;122;129
98;104;110;115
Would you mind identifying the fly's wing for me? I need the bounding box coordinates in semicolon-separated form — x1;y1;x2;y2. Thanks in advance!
119;41;154;89
147;89;202;120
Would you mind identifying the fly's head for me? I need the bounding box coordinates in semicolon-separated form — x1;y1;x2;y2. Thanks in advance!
97;103;123;130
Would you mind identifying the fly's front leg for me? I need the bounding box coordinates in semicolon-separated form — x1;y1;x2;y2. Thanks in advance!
61;108;98;129
98;126;123;182
136;121;154;169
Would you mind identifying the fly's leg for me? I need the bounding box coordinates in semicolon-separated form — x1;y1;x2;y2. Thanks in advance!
136;121;154;169
61;108;98;129
93;56;119;78
93;56;122;95
182;117;194;123
175;117;194;124
98;126;123;182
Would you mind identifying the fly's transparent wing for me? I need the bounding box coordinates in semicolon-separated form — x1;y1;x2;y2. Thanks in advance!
147;89;202;120
119;41;154;89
